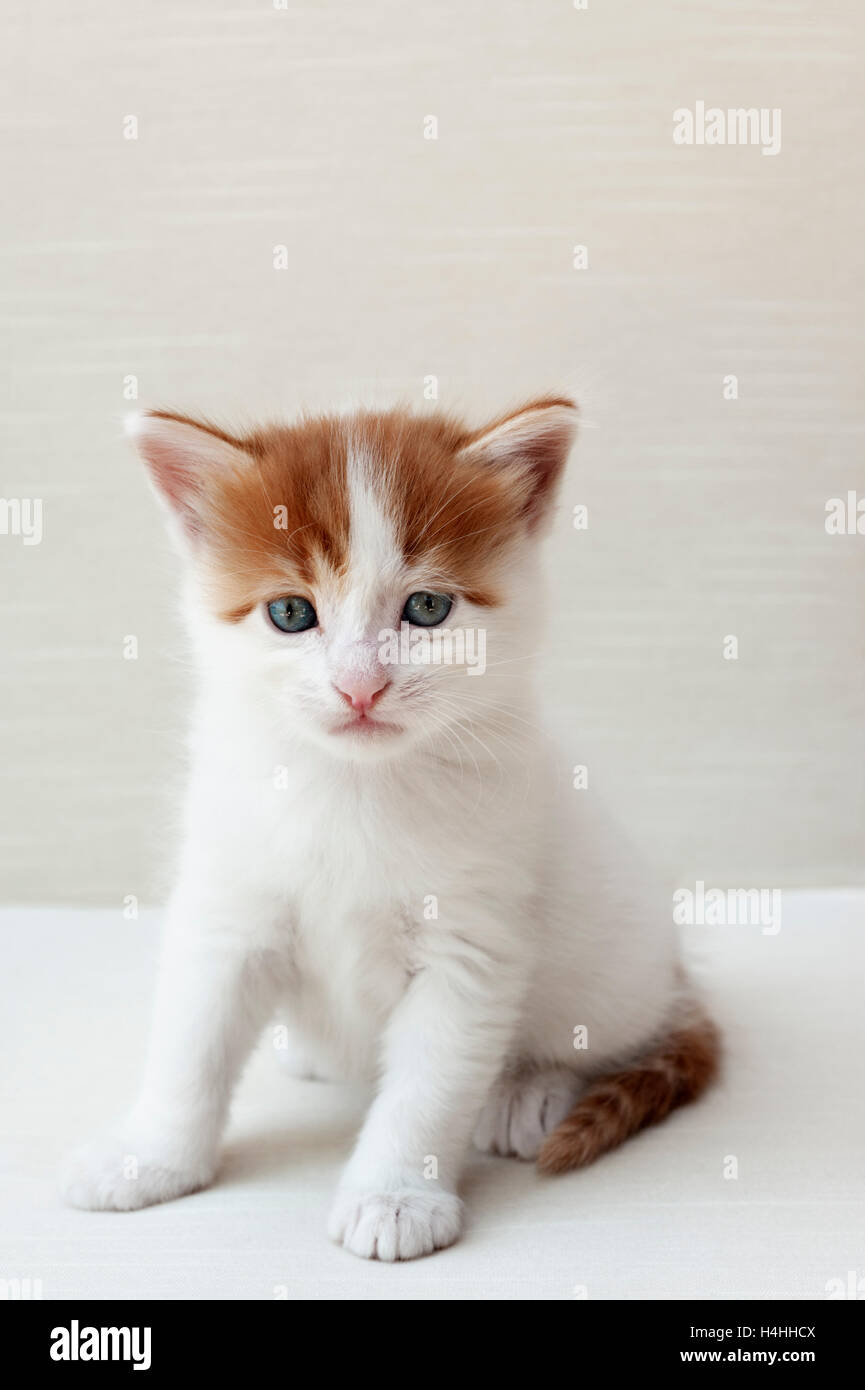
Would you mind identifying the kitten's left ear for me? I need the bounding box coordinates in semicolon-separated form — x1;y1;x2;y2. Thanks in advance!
456;397;578;531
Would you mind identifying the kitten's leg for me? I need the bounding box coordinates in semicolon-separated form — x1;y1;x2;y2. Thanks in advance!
62;888;281;1211
328;915;525;1261
473;1063;585;1159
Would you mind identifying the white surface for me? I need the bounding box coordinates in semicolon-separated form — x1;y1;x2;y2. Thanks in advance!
1;893;863;1300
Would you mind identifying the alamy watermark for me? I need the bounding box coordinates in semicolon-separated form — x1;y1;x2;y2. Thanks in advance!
0;497;42;545
378;622;486;675
50;1322;151;1370
673;880;782;935
673;102;781;157
825;492;865;534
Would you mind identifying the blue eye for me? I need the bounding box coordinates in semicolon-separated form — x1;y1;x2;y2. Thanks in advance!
402;592;453;627
267;596;317;633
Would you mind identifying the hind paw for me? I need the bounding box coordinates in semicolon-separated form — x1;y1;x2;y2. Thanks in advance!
474;1067;583;1160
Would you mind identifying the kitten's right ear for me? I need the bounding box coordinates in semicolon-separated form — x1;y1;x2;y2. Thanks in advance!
125;411;250;544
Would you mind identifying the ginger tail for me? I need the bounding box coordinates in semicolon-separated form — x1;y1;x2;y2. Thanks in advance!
537;1009;720;1175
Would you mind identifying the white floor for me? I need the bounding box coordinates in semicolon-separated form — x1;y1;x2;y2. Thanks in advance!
1;894;863;1301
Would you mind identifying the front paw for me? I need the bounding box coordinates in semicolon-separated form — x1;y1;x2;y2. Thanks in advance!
328;1186;463;1261
61;1133;214;1212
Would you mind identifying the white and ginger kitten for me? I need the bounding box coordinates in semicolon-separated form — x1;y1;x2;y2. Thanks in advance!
63;398;719;1261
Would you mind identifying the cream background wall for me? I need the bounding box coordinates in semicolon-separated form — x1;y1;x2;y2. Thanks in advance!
1;0;862;904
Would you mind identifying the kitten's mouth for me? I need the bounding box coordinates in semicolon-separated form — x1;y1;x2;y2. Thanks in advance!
331;713;402;738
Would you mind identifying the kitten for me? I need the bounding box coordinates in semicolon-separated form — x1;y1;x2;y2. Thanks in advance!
62;398;719;1261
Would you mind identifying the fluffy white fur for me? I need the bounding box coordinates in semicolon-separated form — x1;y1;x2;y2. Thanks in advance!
63;405;682;1261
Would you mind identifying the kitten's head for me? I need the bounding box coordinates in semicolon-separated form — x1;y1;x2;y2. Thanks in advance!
129;399;577;763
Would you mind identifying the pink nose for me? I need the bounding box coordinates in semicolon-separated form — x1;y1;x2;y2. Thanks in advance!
333;671;390;715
